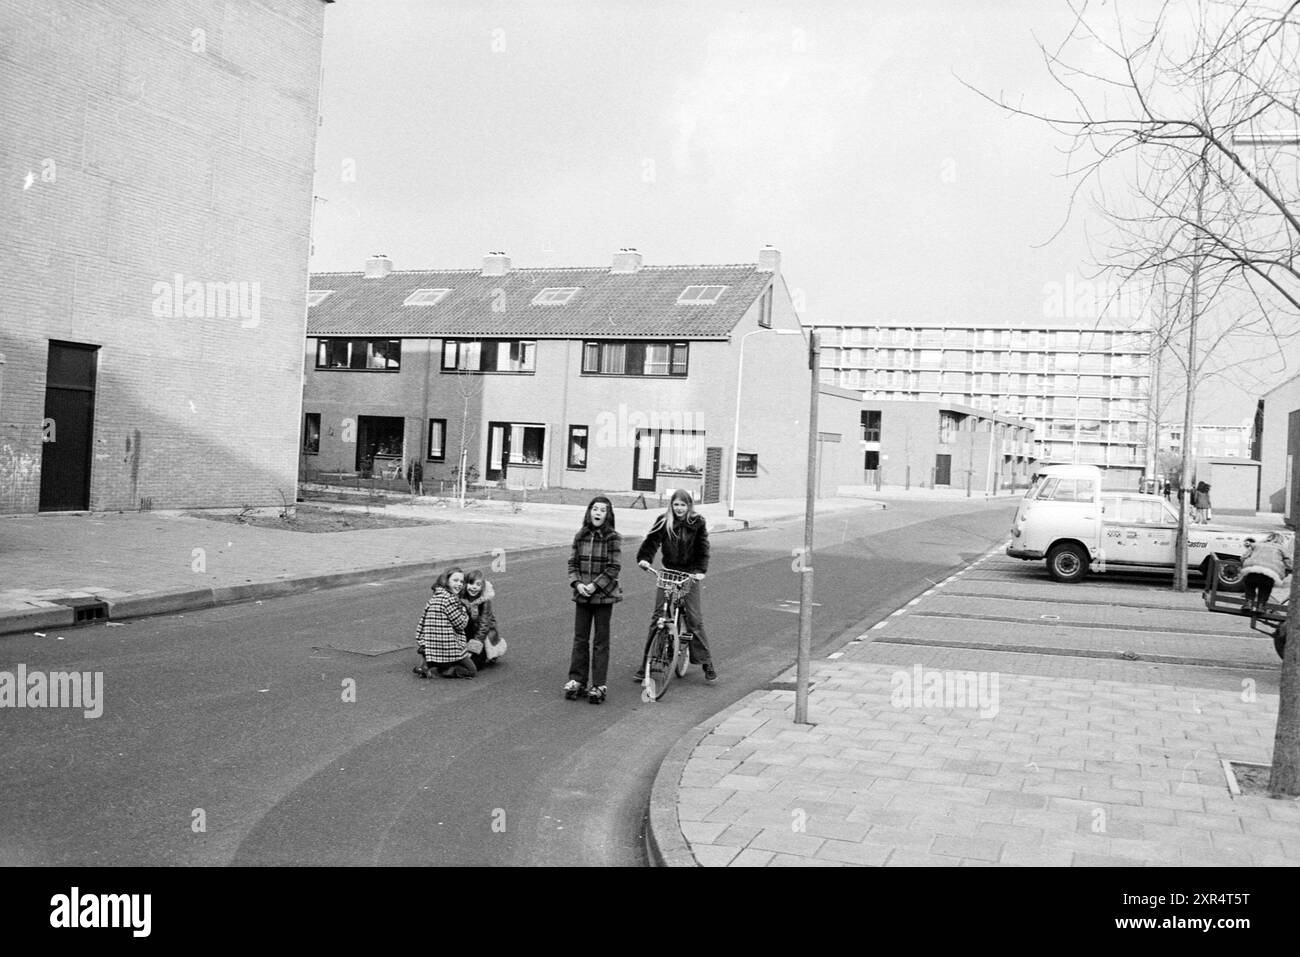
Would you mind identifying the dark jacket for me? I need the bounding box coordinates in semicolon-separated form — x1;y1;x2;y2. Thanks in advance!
465;581;500;646
568;527;623;604
636;514;710;575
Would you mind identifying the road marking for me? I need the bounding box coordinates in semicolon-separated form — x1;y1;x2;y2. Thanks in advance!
827;652;844;659
872;621;887;630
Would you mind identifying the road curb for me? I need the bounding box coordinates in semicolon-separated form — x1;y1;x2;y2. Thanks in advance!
0;541;574;637
0;510;796;638
645;692;768;868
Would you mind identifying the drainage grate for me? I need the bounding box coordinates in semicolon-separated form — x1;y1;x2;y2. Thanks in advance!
51;597;109;623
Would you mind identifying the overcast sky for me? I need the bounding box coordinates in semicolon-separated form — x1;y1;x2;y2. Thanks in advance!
309;0;1300;427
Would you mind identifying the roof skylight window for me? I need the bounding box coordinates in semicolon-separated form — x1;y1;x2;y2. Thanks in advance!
677;285;727;305
403;288;452;306
307;290;334;307
532;287;580;305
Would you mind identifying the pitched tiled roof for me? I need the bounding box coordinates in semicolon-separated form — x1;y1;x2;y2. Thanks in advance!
306;264;771;339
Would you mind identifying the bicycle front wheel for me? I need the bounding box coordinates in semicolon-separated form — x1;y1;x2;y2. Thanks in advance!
644;626;678;701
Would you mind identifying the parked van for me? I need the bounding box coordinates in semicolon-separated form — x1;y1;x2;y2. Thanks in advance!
1007;464;1253;587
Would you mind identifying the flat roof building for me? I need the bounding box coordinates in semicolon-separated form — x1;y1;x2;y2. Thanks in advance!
805;319;1153;489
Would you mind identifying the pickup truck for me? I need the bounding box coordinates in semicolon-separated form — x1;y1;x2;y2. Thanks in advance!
1006;464;1255;587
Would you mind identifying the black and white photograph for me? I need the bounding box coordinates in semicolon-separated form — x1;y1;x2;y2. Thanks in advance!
1;0;1297;917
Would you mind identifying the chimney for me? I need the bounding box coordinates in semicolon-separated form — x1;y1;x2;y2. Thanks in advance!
481;251;512;277
611;247;643;274
757;244;781;273
364;254;393;279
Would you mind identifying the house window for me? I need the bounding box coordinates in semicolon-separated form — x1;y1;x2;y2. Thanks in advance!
736;452;758;476
307;290;333;307
581;341;688;376
404;288;452;306
758;286;773;327
676;285;727;305
532;287;580;305
658;431;706;474
509;425;546;466
427;419;446;461
442;339;535;373
316;338;401;371
862;410;881;443
568;425;588;469
303;413;320;454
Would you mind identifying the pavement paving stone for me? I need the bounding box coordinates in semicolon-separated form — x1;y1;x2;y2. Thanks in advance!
680;821;729;844
930;835;1003;861
997;846;1076;867
713;825;762;848
747;829;826;857
844;805;914;826
691;844;740;867
882;850;959;867
729;849;775;867
812;840;890;866
767;853;845;867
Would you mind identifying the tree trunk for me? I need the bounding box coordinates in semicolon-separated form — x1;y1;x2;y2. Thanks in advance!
1273;557;1300;795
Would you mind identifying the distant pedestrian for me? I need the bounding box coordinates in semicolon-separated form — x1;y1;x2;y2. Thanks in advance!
1193;481;1213;523
1162;480;1172;501
463;569;505;668
564;496;622;704
1241;533;1292;614
413;567;476;678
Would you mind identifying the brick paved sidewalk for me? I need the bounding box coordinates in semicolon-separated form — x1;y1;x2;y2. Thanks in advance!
655;548;1300;867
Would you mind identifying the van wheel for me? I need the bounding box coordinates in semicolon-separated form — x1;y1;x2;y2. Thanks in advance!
1208;556;1244;593
1046;543;1089;583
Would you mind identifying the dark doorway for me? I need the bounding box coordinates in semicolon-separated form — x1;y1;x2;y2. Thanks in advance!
632;429;658;492
355;415;404;476
40;341;99;511
935;453;952;486
486;421;511;482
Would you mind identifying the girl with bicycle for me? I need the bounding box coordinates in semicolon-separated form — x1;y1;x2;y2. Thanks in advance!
564;495;623;704
635;489;715;682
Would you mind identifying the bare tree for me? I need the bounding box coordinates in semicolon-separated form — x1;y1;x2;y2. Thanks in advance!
968;0;1300;794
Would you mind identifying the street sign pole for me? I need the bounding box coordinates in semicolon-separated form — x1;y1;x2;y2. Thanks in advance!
796;332;819;725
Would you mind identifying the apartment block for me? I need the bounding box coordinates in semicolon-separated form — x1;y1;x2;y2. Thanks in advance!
0;0;330;513
1157;421;1253;459
302;249;866;504
808;320;1153;489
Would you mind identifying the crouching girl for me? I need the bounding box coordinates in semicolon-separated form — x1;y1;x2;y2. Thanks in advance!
413;567;476;679
463;569;505;668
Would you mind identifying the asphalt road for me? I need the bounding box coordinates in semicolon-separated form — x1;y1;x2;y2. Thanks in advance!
0;499;1015;866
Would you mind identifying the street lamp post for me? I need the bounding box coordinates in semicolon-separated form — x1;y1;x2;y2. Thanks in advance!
729;327;803;517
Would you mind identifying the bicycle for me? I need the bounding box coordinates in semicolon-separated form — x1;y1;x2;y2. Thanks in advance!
641;568;696;701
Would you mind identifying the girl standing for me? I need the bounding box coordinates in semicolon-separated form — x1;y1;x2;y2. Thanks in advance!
565;496;622;704
635;489;715;682
413;567;476;679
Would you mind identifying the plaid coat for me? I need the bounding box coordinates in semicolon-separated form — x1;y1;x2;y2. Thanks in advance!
568;527;623;604
416;585;470;663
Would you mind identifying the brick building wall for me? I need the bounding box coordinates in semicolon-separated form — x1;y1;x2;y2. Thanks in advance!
0;0;328;513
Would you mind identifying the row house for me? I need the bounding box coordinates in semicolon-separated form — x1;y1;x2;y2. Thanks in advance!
301;248;864;502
